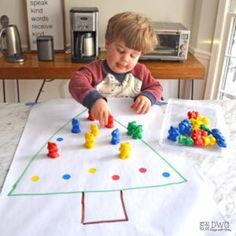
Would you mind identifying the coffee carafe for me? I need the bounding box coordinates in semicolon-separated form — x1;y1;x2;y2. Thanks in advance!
0;25;25;62
70;7;98;63
77;32;95;57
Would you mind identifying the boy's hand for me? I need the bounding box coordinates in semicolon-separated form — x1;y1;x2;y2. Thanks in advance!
130;95;151;114
91;98;110;126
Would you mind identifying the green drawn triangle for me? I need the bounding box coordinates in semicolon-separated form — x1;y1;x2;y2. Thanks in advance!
8;109;187;196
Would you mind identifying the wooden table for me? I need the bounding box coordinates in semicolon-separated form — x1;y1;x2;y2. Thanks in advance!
0;52;205;102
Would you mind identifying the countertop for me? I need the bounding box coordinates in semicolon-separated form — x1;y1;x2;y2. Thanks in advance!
0;100;236;233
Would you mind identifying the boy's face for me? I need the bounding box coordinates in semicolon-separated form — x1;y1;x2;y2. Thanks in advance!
105;40;141;74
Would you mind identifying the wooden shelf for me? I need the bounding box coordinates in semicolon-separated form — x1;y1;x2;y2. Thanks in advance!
0;52;205;80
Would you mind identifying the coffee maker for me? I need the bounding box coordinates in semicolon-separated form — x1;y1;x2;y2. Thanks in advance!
70;7;98;63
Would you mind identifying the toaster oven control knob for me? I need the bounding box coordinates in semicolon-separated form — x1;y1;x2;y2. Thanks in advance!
180;44;186;50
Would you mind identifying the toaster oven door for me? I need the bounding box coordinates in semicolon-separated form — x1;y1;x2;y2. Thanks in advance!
155;32;180;56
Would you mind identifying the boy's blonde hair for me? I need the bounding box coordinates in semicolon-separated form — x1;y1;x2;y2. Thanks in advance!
105;11;157;54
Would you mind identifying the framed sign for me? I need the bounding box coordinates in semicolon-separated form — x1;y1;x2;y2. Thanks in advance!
24;0;66;51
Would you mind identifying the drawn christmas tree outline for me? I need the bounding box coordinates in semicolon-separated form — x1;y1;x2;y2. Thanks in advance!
8;109;187;224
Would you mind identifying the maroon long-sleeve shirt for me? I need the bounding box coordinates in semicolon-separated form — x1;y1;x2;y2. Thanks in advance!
69;60;163;109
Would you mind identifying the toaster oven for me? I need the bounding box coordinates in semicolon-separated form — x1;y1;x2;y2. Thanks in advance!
140;22;190;61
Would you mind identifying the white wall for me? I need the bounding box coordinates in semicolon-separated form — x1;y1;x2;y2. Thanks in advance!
191;0;219;52
0;0;218;103
189;0;219;99
0;0;195;49
64;0;195;49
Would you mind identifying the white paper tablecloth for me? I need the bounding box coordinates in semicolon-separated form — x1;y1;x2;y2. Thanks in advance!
0;98;233;236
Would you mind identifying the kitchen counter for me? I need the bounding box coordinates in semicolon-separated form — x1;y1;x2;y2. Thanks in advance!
0;100;235;233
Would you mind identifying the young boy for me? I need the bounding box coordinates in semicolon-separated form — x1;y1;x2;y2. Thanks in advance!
69;11;163;126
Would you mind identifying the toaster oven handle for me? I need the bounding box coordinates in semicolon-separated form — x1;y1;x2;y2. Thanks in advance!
0;27;8;57
157;31;180;35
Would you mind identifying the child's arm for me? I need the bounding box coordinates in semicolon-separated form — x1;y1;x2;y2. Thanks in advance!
69;67;102;106
69;62;110;126
69;61;106;108
131;63;163;112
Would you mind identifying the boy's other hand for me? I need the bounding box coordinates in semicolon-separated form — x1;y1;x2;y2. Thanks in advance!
91;98;110;126
130;95;151;114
